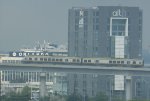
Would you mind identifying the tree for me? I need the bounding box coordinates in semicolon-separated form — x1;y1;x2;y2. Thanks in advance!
66;94;82;101
2;86;31;101
129;100;150;101
89;92;108;101
39;96;49;101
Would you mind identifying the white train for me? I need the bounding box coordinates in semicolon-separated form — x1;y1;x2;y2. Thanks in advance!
22;56;144;67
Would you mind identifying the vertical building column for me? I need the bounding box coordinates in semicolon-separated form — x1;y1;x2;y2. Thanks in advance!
36;72;37;82
125;76;132;101
40;72;47;98
28;72;29;82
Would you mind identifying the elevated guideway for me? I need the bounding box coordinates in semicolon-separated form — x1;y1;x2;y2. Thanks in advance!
0;63;150;76
0;63;150;101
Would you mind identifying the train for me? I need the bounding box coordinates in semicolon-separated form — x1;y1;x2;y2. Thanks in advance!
22;56;144;67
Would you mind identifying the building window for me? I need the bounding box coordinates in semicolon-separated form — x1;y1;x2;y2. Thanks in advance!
93;25;95;30
83;81;87;87
96;25;99;30
74;74;77;78
93;12;96;16
127;12;130;16
75;11;79;16
107;25;110;31
84;11;88;16
96;18;99;23
139;19;142;24
84;25;88;30
75;25;78;30
84;18;88;23
128;26;130;31
139;26;142;31
96;11;99;16
75;18;79;24
83;74;86;78
139;12;142;17
128;19;131;24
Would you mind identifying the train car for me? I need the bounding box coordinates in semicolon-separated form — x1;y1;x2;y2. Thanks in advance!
82;58;144;67
107;58;144;67
22;56;82;65
22;55;144;67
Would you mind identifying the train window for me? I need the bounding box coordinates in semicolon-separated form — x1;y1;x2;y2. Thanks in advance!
3;60;6;63
35;58;38;61
60;59;63;62
16;60;20;63
29;58;32;60
127;61;130;64
56;59;59;61
73;59;76;62
139;62;141;64
24;58;27;60
44;58;47;61
88;60;91;63
40;58;43;61
117;61;120;64
84;60;87;63
113;61;116;64
65;59;68;62
133;61;136;64
77;59;80;62
121;61;124;64
48;58;51;61
109;61;112;64
10;60;13;63
52;58;55;61
96;60;99;63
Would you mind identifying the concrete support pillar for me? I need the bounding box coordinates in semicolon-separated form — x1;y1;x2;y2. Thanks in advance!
125;76;132;101
40;72;47;98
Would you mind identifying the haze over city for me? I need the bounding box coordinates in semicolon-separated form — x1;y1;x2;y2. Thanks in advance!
0;0;149;52
0;1;150;101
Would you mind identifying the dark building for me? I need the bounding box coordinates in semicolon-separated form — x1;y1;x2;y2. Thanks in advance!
68;6;142;59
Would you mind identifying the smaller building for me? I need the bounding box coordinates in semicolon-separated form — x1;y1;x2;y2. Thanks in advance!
0;56;23;64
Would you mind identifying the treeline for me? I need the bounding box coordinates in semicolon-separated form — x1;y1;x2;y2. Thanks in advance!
0;86;150;101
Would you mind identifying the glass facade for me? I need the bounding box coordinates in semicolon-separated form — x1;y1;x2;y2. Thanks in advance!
112;19;126;36
110;18;128;58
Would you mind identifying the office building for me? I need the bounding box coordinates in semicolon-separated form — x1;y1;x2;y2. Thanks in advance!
68;6;142;59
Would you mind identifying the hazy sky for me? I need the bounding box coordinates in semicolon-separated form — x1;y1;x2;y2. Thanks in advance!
0;0;150;51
